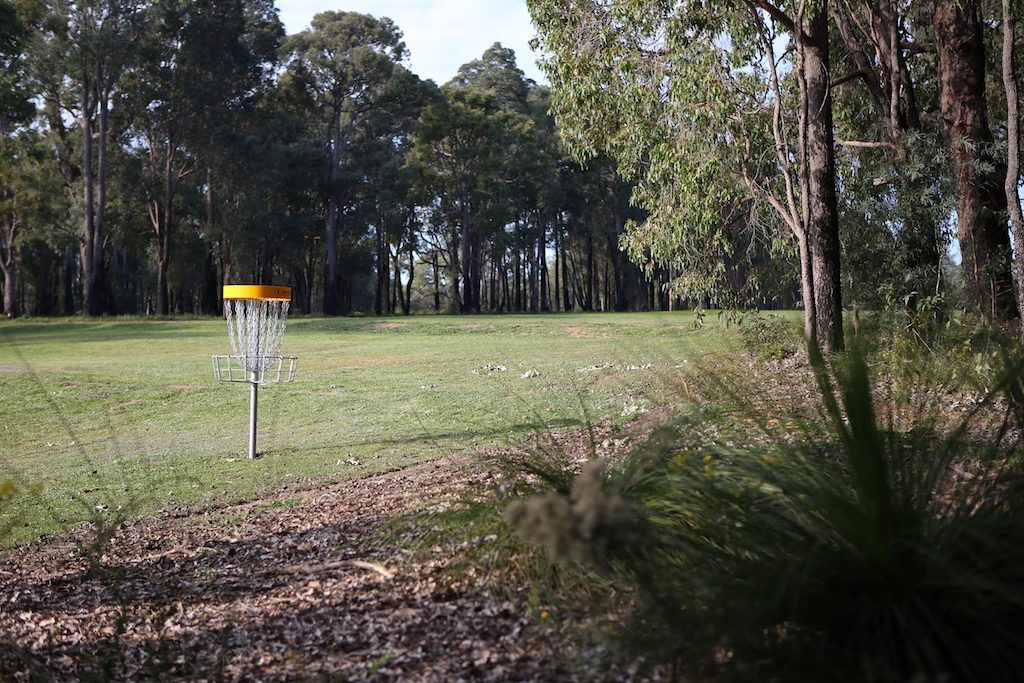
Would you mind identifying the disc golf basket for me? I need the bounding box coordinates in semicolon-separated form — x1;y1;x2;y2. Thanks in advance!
212;285;297;459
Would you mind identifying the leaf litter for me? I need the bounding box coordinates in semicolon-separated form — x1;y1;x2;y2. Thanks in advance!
0;452;654;681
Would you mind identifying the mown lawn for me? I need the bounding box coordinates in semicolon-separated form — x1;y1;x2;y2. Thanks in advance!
0;312;741;545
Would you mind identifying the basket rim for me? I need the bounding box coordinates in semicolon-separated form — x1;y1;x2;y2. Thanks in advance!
223;284;292;301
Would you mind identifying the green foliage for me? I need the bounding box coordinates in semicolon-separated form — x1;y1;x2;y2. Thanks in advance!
509;344;1024;681
529;0;796;307
738;313;801;361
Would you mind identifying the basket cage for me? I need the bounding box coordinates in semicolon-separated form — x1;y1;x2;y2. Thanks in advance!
214;289;297;384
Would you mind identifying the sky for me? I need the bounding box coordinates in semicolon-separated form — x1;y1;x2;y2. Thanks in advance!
276;1;547;86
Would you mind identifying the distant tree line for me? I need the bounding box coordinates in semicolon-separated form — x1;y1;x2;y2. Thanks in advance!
0;1;722;319
6;0;1022;335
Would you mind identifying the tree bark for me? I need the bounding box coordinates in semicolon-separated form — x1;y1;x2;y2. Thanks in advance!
539;221;550;312
432;252;441;312
585;232;595;311
801;5;844;350
561;229;572;311
1004;0;1024;337
153;142;177;316
0;222;16;318
460;197;474;312
200;170;218;315
934;0;1016;321
404;245;414;315
94;65;110;315
322;114;345;315
80;72;99;317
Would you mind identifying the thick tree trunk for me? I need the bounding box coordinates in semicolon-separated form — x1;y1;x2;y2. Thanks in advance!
1004;0;1024;337
934;0;1016;321
802;5;843;351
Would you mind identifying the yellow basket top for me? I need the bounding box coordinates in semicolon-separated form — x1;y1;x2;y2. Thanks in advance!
223;285;292;301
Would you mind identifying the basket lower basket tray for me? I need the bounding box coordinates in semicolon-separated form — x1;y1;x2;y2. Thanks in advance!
212;355;297;384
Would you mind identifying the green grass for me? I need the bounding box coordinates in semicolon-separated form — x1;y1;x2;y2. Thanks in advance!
0;312;740;545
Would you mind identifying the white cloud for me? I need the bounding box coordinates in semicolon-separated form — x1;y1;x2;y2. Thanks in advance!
276;0;547;86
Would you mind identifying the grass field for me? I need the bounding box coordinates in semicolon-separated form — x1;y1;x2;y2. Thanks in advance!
0;313;741;545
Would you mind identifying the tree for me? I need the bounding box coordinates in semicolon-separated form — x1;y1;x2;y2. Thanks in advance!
282;11;410;315
31;0;144;315
121;0;282;315
410;85;533;312
529;0;844;349
1004;0;1024;337
933;0;1016;322
0;0;34;132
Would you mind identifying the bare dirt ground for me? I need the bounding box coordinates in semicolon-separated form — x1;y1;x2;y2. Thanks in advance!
0;421;659;682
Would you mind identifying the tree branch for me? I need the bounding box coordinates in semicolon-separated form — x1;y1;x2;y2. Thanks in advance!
747;0;795;33
831;68;871;88
900;41;935;54
835;138;899;150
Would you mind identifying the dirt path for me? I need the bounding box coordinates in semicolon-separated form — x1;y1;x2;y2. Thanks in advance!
0;455;607;681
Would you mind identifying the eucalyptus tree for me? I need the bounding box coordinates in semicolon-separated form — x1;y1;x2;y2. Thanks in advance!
119;0;282;315
530;0;844;349
931;0;1016;322
30;0;144;315
410;85;533;312
0;133;63;317
282;11;412;315
1004;0;1024;337
829;1;947;311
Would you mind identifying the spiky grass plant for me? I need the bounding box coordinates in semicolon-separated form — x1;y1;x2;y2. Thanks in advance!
510;345;1024;682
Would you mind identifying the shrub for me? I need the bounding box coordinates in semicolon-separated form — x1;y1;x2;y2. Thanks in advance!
739;314;801;361
508;344;1024;682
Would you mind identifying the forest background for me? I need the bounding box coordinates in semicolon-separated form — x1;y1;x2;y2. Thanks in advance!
2;0;1023;353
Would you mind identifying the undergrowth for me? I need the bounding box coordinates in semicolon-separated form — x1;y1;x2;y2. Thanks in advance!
506;340;1024;682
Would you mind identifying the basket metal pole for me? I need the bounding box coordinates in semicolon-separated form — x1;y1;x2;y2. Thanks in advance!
248;373;258;459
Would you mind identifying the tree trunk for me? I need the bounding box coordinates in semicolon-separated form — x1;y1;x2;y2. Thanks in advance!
585;232;595;311
0;228;16;319
429;253;439;312
561;230;572;311
322;117;344;315
200;171;218;315
80;74;99;317
448;222;461;313
391;247;400;314
154;142;177;316
934;0;1016;321
461;198;474;313
374;221;385;316
93;71;109;315
1004;0;1024;337
404;245;413;316
801;5;844;350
